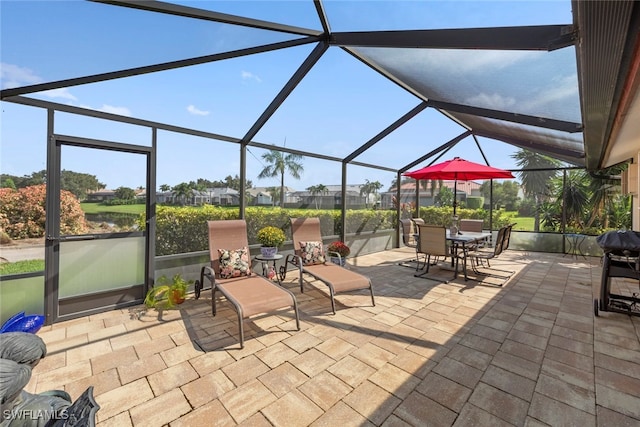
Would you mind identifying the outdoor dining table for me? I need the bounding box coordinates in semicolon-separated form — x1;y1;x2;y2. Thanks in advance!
412;230;492;281
446;230;492;280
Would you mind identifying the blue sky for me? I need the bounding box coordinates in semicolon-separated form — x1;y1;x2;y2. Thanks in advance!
1;0;575;192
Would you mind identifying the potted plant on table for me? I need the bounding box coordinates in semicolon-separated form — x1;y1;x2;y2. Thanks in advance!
257;226;286;258
327;241;350;266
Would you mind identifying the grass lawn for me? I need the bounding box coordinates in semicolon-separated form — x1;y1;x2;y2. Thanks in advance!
511;216;534;231
0;259;45;275
81;203;146;215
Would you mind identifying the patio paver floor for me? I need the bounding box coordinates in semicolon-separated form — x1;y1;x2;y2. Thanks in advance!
25;248;640;426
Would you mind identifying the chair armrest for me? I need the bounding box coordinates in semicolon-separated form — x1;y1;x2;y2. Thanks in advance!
202;266;219;288
284;253;302;267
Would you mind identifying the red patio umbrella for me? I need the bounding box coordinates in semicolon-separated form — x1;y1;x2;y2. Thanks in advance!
403;157;515;215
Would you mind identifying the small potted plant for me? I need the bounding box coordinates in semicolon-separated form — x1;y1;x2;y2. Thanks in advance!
257;226;286;258
327;241;350;266
144;274;192;311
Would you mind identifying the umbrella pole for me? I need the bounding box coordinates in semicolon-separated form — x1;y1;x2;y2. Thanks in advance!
453;179;457;216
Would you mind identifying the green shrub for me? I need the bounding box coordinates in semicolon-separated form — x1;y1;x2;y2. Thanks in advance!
466;196;484;209
416;206;515;229
145;204;517;257
145;206;395;256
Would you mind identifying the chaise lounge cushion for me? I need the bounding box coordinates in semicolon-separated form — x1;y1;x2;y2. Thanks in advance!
299;241;326;265
301;263;371;292
218;246;252;279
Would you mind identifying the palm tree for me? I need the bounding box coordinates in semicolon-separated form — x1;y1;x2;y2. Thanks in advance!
419;179;442;203
511;149;562;231
171;182;195;206
584;164;627;229
258;148;304;207
159;184;171;192
266;186;281;207
360;179;383;208
307;184;328;209
554;170;590;231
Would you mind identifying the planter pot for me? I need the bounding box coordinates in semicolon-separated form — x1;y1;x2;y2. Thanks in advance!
330;256;346;267
260;246;278;258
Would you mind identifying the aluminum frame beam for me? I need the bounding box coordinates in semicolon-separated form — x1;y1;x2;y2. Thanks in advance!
429;100;583;133
331;25;576;51
1;38;319;99
91;0;322;36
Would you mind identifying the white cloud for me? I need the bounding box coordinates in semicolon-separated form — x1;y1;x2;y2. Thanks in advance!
373;49;541;76
449;50;541;73
1;62;42;88
522;74;579;110
465;92;516;111
79;104;132;116
1;62;79;101
41;88;77;101
241;70;262;83
187;105;210;116
3;62;133;117
99;104;132;116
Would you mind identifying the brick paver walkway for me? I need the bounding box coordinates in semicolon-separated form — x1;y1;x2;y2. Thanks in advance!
25;248;640;426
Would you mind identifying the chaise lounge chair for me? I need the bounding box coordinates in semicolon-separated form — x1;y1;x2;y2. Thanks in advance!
199;219;299;348
283;217;375;314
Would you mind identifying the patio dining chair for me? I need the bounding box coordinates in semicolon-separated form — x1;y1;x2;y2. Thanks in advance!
398;218;426;269
413;224;461;282
502;223;516;252
459;219;484;233
200;219;300;348
283;217;375;314
467;225;515;284
459;219;487;250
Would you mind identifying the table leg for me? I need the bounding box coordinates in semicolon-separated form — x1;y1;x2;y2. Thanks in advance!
576;235;586;259
268;260;281;285
257;259;281;285
451;243;467;280
564;234;587;259
461;244;469;280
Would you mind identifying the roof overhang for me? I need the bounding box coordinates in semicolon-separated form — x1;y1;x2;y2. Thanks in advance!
574;0;640;169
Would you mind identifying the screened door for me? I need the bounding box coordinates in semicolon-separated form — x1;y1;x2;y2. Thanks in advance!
45;135;154;322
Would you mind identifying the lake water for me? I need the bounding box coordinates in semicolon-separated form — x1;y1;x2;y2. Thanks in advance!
85;213;139;230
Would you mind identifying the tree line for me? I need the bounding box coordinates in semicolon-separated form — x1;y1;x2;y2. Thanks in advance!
0;170;105;201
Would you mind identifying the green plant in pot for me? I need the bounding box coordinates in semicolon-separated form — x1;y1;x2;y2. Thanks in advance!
257;226;286;258
145;274;192;310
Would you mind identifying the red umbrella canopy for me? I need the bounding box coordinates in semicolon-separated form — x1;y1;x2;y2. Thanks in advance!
404;157;514;181
403;157;514;215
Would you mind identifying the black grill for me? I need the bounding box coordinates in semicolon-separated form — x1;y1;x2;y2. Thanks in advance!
594;230;640;317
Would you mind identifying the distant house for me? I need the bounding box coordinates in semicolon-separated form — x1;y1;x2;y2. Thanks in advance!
156;191;173;204
247;187;274;206
155;187;240;206
197;188;239;205
289;185;367;209
248;186;297;206
85;189;116;202
380;180;483;209
85;188;145;202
